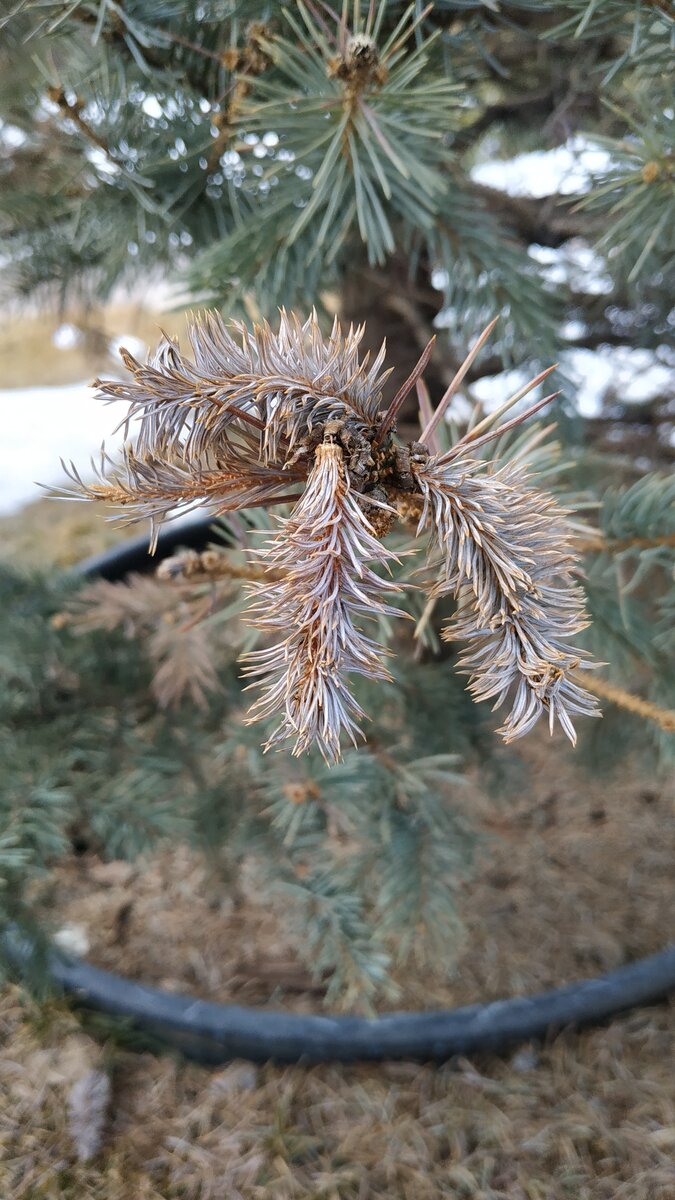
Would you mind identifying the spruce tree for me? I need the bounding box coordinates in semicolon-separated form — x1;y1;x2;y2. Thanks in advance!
0;1;673;1004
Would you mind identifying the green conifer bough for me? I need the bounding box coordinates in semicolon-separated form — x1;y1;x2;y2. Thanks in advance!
0;0;673;1005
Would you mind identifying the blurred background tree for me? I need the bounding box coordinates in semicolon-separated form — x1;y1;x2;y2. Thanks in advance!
0;1;673;1005
1;1;673;458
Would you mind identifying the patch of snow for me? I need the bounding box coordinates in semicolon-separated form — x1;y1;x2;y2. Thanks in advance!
471;135;613;199
466;346;674;422
0;382;127;515
566;347;674;415
563;351;613;417
52;323;82;351
529;239;613;295
53;923;90;958
561;319;586;341
1;379;218;525
468;367;531;413
142;95;163;120
0;120;27;148
109;334;148;363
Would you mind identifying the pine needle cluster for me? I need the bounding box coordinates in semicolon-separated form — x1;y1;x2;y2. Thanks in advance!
59;311;600;761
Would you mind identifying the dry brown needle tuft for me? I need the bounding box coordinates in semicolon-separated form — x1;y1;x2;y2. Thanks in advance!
58;311;601;761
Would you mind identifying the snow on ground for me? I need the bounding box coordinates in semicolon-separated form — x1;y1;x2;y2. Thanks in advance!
468;346;674;421
0;383;127;515
470;135;613;198
0;328;155;515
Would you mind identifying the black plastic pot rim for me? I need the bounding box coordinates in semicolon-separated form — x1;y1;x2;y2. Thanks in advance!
39;521;674;1065
73;513;221;581
8;940;675;1065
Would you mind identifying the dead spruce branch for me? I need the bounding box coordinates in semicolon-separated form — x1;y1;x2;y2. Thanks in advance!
413;455;599;744
58;311;601;760
242;439;403;761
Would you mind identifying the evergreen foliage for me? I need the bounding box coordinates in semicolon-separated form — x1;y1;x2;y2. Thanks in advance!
1;456;673;1001
1;0;673;1003
0;560;483;1006
2;2;673;377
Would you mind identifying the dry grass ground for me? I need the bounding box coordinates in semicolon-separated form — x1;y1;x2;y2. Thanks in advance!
0;498;126;570
1;982;674;1200
1;597;673;1200
0;318;673;1199
38;746;674;1015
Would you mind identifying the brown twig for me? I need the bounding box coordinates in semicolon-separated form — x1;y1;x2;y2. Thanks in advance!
575;531;675;554
157;549;285;585
206;23;272;171
47;87;117;164
577;674;675;735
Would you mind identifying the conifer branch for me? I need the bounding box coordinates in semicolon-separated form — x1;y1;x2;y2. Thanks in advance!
56;309;606;758
156;548;283;585
241;438;403;762
412;456;600;744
